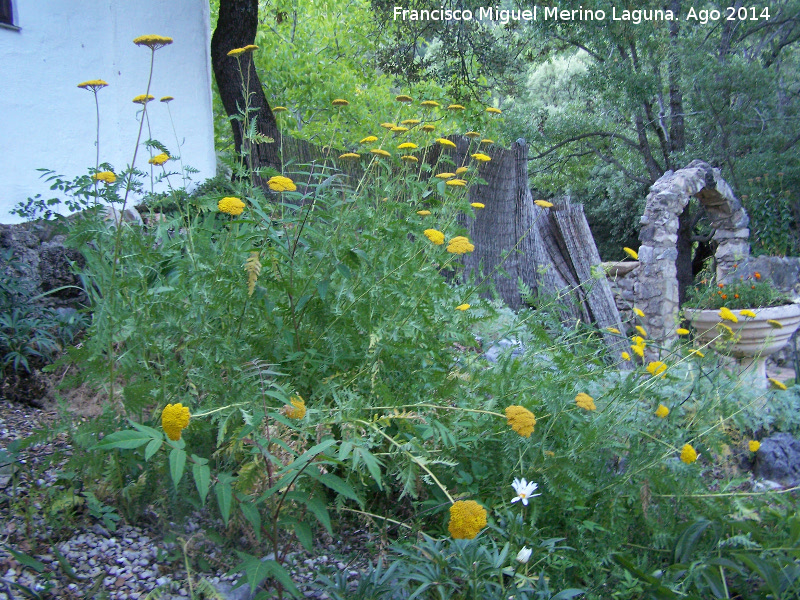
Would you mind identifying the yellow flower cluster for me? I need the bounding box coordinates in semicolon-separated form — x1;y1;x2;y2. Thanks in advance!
421;100;440;108
437;138;456;148
447;104;465;111
655;404;669;418
227;44;258;57
161;403;191;441
623;247;639;260
481;139;494;144
676;328;690;335
748;440;761;452
160;96;174;103
421;124;436;132
93;171;116;183
401;119;420;125
424;229;445;245
77;80;108;91
339;153;360;160
435;172;455;179
360;136;378;143
268;176;297;192
446;236;474;254
486;107;502;114
575;393;596;411
471;153;491;162
391;126;409;133
456;167;469;175
471;203;485;209
148;153;170;165
448;500;487;539
133;34;174;50
718;307;738;323
401;155;418;163
633;307;645;317
465;131;481;139
273;106;288;112
534;200;553;208
397;142;418;150
416;210;431;216
680;444;698;464
332;98;349;106
395;95;413;102
739;309;757;318
284;395;306;420
455;303;470;311
218;196;245;216
767;319;784;329
505;405;536;437
646;361;667;378
768;377;787;391
631;334;646;358
445;179;467;187
133;94;155;105
371;149;391;157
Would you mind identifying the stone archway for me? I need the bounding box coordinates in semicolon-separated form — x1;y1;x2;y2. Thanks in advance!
635;160;750;345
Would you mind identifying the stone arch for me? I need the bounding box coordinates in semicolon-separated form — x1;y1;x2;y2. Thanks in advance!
634;160;750;344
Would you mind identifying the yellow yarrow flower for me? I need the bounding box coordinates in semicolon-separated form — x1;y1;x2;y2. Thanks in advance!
401;119;421;125
470;202;485;209
680;444;698;464
371;149;391;157
767;319;784;329
332;98;349;106
380;122;396;129
395;94;413;102
397;142;418;150
421;124;436;132
718;307;738;323
423;229;445;245
748;440;761;452
133;34;174;50
635;325;647;337
655;404;669;418
93;171;116;184
575;393;596;411
486;107;502;114
631;344;645;358
77;79;109;91
739;309;757;318
284;395;306;419
416;210;431;216
646;361;667;377
273;106;288;112
606;327;621;334
505;405;536;437
161;403;191;441
633;307;645;318
243;44;259;52
360;136;378;143
465;131;481;139
435;173;456;179
445;179;467;187
133;94;155;105
534;200;554;208
455;167;469;175
148;153;170;165
421;100;440;108
448;500;487;540
218;196;245;216
227;47;247;57
338;153;361;160
446;236;475;254
689;349;705;358
455;303;470;311
390;126;409;133
632;336;645;347
268;175;297;192
676;328;690;335
447;104;465;111
437;138;456;148
480;138;494;144
160;96;174;103
623;247;639;260
768;377;788;391
401;155;418;163
621;351;631;361
471;152;491;162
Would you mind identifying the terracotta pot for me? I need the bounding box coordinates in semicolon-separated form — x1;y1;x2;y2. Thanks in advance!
683;303;800;386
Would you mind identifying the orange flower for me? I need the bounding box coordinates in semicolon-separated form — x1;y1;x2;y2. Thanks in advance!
754;272;761;279
718;283;725;288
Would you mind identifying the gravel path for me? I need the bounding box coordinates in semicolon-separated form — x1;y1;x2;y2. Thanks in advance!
0;399;376;600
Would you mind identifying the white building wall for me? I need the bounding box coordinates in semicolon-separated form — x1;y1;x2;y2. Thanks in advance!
0;0;217;223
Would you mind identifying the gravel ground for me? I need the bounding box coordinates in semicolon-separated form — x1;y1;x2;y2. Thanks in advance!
0;399;378;600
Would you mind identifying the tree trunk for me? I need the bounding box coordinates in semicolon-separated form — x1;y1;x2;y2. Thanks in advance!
211;0;281;185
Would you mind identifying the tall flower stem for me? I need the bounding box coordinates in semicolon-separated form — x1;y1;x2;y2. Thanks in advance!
92;89;101;206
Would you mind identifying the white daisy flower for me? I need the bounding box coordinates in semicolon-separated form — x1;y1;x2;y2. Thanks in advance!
516;546;533;564
511;477;540;506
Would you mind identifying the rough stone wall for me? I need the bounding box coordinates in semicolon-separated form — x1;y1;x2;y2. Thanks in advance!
635;160;749;345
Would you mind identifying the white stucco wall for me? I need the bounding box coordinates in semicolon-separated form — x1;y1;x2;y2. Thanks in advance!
0;0;217;223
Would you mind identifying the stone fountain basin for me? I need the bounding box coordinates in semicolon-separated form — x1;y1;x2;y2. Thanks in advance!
684;304;800;358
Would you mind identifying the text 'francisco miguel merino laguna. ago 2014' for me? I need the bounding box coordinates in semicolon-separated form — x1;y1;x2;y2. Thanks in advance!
392;5;773;25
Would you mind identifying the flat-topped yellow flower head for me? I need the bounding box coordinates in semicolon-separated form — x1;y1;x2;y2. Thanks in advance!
623;247;639;260
575;393;596;411
148;153;170;165
338;152;360;160
332;98;349;106
133;35;174;50
471;153;491;162
284;395;306;419
437;138;456;148
486;107;502;114
655;404;669;418
360;136;378;144
680;444;698;464
218;196;245;215
397;142;418;150
423;229;445;245
448;500;486;539
77;80;108;91
133;94;155;105
93;171;117;184
395;94;413;103
505;405;536;437
446;236;474;254
161;403;190;441
534;200;553;208
421;100;440;108
268;175;297;192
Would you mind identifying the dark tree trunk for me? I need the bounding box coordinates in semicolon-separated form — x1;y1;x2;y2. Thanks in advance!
211;0;281;185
